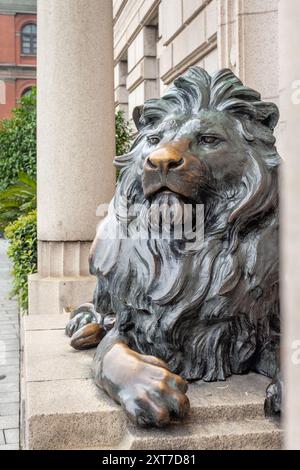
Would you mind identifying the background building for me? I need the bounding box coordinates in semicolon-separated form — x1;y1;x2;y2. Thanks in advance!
0;0;37;119
113;0;278;125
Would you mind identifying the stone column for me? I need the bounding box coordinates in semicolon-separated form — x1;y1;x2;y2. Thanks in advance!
218;0;279;101
29;0;116;315
279;0;300;450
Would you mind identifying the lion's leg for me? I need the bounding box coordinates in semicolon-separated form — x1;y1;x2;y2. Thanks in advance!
264;367;282;416
93;327;190;427
65;277;115;350
264;343;282;416
66;303;101;337
66;303;116;350
253;336;282;415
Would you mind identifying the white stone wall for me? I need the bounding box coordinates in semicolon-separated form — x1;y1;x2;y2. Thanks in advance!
113;0;278;121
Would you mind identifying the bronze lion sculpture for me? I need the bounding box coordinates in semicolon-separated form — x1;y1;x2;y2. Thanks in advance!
66;67;281;427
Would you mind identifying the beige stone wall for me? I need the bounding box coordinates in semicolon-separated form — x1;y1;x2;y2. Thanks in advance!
278;0;300;450
113;0;278;121
113;0;218;120
218;0;279;102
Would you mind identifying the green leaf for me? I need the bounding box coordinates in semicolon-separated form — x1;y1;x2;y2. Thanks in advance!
4;210;37;311
0;88;36;191
0;174;36;229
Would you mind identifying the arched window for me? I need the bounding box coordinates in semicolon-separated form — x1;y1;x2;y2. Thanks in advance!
21;87;33;97
21;23;37;55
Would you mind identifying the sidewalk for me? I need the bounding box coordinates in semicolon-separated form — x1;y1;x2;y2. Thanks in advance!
0;239;20;450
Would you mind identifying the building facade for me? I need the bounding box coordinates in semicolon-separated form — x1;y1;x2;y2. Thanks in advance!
0;0;37;119
113;0;279;124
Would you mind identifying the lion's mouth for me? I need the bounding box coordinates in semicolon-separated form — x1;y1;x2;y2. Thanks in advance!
143;188;199;238
152;186;172;194
148;186;193;204
150;186;177;198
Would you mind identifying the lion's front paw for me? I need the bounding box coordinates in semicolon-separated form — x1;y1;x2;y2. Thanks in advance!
123;360;190;427
65;303;100;338
70;323;106;350
102;344;190;427
264;371;282;416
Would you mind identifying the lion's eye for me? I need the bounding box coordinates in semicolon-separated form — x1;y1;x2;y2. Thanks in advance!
198;135;218;145
147;135;160;146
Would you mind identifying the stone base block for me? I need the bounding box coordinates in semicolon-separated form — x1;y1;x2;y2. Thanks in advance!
28;274;96;315
22;314;282;450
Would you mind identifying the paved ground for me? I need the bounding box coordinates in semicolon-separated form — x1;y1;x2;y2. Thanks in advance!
0;239;20;450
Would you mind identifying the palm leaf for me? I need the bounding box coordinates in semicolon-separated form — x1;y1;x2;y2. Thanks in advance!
17;172;36;188
0;173;36;229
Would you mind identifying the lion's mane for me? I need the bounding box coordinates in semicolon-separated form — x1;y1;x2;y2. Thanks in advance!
91;68;280;381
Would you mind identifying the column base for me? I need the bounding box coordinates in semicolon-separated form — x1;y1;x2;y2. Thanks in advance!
28;273;96;315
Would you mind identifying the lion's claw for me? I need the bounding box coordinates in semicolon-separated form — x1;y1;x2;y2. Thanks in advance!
70;323;105;350
264;371;282;415
66;312;97;337
65;303;101;338
120;368;190;427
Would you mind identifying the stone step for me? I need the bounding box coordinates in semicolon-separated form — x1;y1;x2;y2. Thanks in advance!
120;418;281;450
22;314;282;450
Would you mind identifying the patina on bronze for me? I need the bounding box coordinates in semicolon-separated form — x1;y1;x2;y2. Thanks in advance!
66;67;281;427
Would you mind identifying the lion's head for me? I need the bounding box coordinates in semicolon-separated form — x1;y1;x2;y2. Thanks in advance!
91;67;280;381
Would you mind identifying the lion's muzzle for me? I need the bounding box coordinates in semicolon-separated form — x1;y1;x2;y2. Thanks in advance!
142;138;207;202
142;140;191;197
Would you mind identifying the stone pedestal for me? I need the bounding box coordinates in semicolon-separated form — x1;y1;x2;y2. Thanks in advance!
22;315;281;450
29;0;115;315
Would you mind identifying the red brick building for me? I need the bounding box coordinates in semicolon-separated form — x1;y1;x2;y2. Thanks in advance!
0;0;36;120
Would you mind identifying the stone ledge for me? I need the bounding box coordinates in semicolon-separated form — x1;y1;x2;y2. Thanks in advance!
28;275;96;316
124;418;281;451
23;314;282;450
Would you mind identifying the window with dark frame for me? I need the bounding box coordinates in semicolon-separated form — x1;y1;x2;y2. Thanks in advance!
21;87;33;97
21;23;37;55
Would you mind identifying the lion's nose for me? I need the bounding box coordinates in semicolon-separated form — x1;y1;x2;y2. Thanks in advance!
146;145;185;175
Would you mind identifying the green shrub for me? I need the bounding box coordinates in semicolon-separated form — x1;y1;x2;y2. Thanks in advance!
1;104;130;310
4;210;37;311
0;172;36;231
0;98;129;192
115;110;132;156
0;88;36;190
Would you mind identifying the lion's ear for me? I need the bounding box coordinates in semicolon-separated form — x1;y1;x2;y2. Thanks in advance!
132;105;145;131
255;102;279;131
